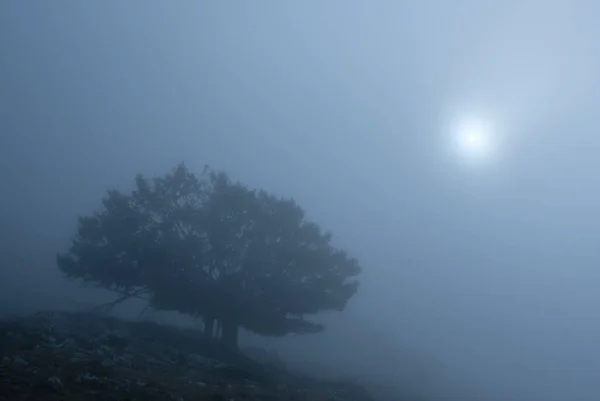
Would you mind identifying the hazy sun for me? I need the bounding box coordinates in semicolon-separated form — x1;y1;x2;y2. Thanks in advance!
452;116;492;159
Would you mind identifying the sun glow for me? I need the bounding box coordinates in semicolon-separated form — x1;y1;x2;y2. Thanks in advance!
449;115;496;163
456;118;489;152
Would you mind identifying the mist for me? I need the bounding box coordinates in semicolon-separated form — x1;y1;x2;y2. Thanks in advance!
2;1;600;400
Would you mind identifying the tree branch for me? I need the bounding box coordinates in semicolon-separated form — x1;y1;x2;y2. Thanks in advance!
88;288;150;314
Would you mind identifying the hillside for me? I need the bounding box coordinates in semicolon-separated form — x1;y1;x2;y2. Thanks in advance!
0;311;375;401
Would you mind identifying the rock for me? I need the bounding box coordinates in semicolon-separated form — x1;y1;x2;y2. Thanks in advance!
60;338;77;349
105;333;129;350
101;358;115;368
12;356;28;366
242;346;286;369
188;353;211;365
76;372;105;389
47;375;63;390
77;372;100;382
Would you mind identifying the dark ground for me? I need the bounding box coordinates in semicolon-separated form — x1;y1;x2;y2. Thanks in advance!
0;311;375;401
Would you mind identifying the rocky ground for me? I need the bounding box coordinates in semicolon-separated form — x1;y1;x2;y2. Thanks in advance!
0;311;374;401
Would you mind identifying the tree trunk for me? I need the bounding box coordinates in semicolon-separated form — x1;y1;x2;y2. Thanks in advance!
214;319;222;341
221;320;239;351
203;317;215;341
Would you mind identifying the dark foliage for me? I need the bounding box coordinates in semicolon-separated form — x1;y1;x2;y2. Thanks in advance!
57;163;361;349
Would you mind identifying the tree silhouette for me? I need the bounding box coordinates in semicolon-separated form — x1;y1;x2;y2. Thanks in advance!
57;163;361;350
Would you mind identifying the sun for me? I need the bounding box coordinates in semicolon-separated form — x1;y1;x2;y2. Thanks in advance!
452;116;493;159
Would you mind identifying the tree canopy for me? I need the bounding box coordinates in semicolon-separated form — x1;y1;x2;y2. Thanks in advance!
57;163;361;350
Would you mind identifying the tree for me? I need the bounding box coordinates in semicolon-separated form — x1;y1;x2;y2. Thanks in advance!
57;188;155;299
57;163;361;351
129;164;215;337
58;164;213;327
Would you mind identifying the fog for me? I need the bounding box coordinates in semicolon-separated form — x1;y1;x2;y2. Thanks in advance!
2;1;600;400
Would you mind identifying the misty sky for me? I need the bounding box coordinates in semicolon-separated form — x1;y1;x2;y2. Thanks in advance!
2;2;600;400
